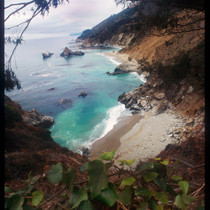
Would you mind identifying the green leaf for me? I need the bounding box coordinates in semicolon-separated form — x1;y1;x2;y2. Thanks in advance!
178;181;189;195
160;159;169;165
4;186;14;194
154;192;168;204
156;205;164;210
78;200;95;210
137;201;146;210
139;162;166;177
120;176;136;186
100;150;116;161
135;187;153;200
87;160;108;199
148;197;158;210
98;183;117;207
118;186;132;205
32;191;44;207
63;168;76;192
70;187;88;209
181;194;195;205
47;163;63;184
153;178;167;191
143;172;158;182
118;159;136;166
171;175;182;181
174;194;187;210
23;204;36;210
6;194;24;210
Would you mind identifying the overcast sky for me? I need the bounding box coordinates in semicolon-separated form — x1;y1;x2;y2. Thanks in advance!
5;0;123;39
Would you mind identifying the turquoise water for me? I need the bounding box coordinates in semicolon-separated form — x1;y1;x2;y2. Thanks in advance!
6;35;143;152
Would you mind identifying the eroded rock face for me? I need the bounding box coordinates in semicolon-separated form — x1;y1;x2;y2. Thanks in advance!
60;47;84;57
22;109;54;128
42;52;53;59
107;63;140;75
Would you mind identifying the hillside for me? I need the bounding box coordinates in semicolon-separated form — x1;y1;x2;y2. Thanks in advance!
5;1;205;209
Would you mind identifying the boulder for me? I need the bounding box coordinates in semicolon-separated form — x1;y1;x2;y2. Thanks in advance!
107;63;140;75
79;91;87;97
22;109;54;128
59;98;71;105
60;47;84;57
42;52;53;59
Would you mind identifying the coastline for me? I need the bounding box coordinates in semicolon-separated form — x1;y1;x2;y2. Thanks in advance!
89;51;184;167
89;108;184;167
89;113;142;160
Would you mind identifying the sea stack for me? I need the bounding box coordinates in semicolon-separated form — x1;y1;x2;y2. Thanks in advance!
60;47;84;57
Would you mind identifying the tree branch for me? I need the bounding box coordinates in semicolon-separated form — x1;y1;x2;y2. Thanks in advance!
4;1;35;9
5;1;35;22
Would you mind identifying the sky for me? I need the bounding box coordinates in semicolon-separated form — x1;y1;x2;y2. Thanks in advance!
5;0;124;39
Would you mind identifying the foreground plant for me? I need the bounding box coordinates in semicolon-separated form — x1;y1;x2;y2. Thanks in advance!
5;150;202;209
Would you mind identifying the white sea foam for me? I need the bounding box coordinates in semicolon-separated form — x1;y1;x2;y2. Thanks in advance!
131;72;147;83
78;103;132;153
106;56;122;65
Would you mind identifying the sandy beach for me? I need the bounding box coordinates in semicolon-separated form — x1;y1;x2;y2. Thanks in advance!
89;51;184;168
89;109;184;168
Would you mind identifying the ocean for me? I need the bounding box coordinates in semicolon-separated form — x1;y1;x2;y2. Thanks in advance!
5;35;144;152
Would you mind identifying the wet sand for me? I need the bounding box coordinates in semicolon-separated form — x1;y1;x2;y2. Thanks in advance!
89;114;142;160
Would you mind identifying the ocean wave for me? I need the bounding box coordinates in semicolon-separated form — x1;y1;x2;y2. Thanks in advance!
77;103;132;153
130;72;147;83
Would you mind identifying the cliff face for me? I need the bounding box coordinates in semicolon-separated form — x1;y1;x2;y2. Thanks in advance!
5;96;88;181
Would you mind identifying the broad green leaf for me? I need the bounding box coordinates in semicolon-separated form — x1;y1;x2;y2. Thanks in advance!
119;159;136;166
47;163;63;184
181;194;195;205
171;175;182;181
137;201;146;210
98;183;117;207
118;186;132;205
6;194;24;210
120;176;136;186
63;168;76;192
32;191;44;206
160;159;169;165
87;160;108;199
139;162;166;177
148;197;158;210
174;194;187;210
78;200;94;210
135;187;153;199
154;192;168;204
153;178;167;191
143;172;158;182
70;187;88;209
100;150;116;161
156;205;164;210
178;181;189;195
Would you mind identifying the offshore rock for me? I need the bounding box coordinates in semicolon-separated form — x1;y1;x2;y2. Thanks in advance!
60;47;84;57
79;91;87;97
42;51;53;59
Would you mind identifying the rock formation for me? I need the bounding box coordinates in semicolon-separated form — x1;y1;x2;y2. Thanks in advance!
42;52;53;59
78;91;87;97
60;47;84;57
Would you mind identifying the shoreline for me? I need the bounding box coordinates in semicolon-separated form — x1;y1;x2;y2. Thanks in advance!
89;114;142;160
89;109;184;167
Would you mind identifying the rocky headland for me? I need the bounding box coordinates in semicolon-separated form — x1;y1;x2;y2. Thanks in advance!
5;1;205;208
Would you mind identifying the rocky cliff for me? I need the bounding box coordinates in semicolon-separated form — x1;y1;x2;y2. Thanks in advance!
5;95;88;182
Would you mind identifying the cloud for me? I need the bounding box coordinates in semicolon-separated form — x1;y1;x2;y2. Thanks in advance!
5;0;123;37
